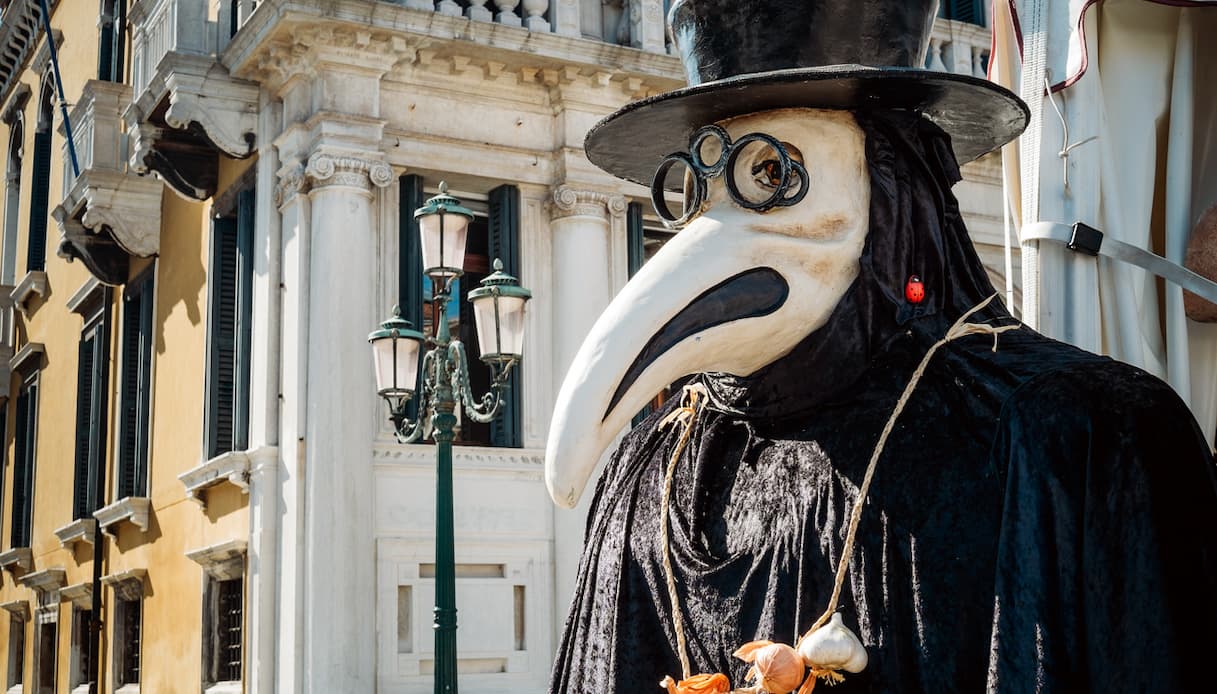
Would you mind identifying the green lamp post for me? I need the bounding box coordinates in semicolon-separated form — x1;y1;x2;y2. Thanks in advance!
369;182;531;694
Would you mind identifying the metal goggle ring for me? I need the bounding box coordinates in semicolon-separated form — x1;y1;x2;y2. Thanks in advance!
650;124;810;227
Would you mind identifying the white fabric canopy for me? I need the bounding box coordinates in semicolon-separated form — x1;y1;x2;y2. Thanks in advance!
992;0;1217;444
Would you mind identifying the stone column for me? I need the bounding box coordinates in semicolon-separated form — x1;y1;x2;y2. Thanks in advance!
271;148;311;694
547;184;626;616
245;92;283;694
301;149;393;692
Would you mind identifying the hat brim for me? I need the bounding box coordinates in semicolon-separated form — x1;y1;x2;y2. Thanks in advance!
585;65;1029;187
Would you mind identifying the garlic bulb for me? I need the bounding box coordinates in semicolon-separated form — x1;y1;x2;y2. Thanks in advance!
797;613;868;673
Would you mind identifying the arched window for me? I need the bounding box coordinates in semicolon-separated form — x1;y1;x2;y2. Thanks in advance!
3;115;23;284
26;76;54;275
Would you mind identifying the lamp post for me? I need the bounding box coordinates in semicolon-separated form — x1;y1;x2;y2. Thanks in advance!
369;182;531;694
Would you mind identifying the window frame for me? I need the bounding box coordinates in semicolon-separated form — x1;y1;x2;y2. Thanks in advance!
115;267;155;501
202;574;244;690
73;297;111;520
113;595;141;689
202;189;253;461
25;74;54;275
6;612;24;688
10;370;38;549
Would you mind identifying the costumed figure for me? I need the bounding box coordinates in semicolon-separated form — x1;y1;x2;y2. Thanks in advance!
544;1;1217;692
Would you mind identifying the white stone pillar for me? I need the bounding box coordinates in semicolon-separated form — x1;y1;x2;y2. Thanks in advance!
300;149;393;692
631;0;667;53
245;92;283;694
547;185;625;620
271;150;311;694
551;0;582;37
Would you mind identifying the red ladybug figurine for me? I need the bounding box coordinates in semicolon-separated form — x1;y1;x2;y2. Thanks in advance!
905;275;925;304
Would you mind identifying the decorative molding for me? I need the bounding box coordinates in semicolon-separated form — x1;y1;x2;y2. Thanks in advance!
161;60;259;158
186;540;247;580
102;568;147;601
304;152;394;191
65;277;104;315
53;519;96;550
9;341;44;376
10;270;48;316
59;582;93;609
18;567;66;594
273;163;308;208
549;185;628;220
0;547;32;573
179;450;252;507
29;28;64;78
0;599;30;620
1;83;31;125
373;442;545;471
94;497;152;537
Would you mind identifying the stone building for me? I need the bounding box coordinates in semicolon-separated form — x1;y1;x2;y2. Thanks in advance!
0;1;1003;692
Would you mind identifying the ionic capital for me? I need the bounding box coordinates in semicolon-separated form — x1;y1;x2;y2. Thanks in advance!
304;152;394;192
550;185;627;221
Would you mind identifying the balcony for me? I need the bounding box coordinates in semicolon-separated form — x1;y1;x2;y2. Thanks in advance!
53;80;163;286
126;0;258;200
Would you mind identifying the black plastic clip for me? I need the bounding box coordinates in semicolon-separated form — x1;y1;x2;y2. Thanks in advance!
1067;222;1104;256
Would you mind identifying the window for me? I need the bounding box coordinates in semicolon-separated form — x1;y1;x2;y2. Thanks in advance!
35;620;56;693
11;372;37;548
204;576;243;688
627;201;681;425
6;613;23;688
73;298;110;519
97;0;126;82
400;177;522;447
116;271;154;499
941;0;985;25
70;608;91;690
4;115;22;284
204;189;253;460
114;597;141;687
26;78;53;274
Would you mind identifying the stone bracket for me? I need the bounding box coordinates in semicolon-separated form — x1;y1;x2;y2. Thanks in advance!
9;271;48;317
0;599;29;620
19;567;66;595
0;547;32;574
180;450;252;508
186;539;247;580
53;518;97;550
102;568;147;601
94;497;152;537
59;582;93;609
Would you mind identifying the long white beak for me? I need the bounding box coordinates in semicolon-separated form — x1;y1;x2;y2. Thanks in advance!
544;209;864;508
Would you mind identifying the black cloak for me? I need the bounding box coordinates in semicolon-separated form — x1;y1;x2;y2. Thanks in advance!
549;112;1217;693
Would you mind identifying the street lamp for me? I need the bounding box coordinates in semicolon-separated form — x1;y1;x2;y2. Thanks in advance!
369;182;531;694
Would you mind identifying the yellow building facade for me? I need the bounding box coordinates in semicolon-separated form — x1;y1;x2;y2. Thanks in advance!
0;1;255;691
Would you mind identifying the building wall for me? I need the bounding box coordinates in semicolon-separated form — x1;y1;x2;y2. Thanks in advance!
0;1;251;691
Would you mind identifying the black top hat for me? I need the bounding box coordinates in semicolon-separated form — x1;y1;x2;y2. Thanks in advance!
585;0;1029;186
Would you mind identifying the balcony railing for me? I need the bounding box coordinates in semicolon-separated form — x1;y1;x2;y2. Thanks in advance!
130;0;215;95
60;81;130;201
926;18;992;79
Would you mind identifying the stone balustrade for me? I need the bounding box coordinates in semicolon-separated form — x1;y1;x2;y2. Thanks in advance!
130;0;215;95
926;17;992;79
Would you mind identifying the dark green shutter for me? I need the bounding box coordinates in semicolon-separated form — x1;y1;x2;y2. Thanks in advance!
205;191;254;460
207;217;239;459
26;127;51;272
11;383;35;548
627;202;645;278
399;175;426;421
487;184;521;448
97;13;114;81
118;274;152;498
945;0;984;24
72;335;95;518
628;204;652;428
234;189;254;452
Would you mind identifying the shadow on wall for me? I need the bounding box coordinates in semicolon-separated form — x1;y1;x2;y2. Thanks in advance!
152;190;206;356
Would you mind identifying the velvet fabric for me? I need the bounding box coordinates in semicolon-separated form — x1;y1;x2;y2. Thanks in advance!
548;112;1217;693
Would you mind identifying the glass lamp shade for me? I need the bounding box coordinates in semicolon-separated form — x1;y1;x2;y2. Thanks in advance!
368;309;426;398
468;259;532;363
415;182;475;278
